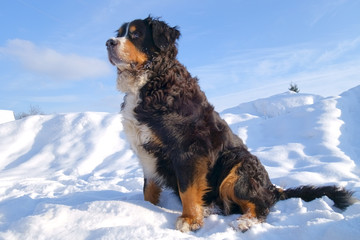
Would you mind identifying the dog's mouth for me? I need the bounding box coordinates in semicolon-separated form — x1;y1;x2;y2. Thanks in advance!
106;38;129;68
107;50;125;66
107;49;127;68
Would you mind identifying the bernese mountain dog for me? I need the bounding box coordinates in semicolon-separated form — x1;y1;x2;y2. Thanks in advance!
106;16;356;232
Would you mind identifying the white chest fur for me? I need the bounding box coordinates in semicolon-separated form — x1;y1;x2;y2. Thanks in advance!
121;93;162;183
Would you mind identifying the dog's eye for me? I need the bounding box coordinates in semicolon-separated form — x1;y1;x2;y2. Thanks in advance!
130;31;140;39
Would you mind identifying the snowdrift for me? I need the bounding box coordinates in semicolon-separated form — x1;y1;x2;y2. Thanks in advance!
0;110;15;125
0;86;359;239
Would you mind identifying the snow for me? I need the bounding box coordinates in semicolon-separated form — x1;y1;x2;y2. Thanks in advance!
0;86;360;239
0;110;15;125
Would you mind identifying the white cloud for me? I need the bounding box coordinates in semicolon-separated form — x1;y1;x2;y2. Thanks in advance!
210;58;360;111
309;0;347;26
316;37;360;63
191;37;360;111
28;95;79;103
253;48;314;77
192;46;317;91
1;39;111;80
194;37;360;88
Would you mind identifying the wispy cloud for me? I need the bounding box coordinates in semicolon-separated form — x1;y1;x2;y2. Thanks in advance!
211;58;360;111
192;46;317;91
309;0;348;26
191;36;360;110
316;37;360;63
27;95;79;103
0;39;111;80
194;36;360;84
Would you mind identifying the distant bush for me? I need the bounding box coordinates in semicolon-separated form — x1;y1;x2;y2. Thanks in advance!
289;83;300;93
15;105;44;120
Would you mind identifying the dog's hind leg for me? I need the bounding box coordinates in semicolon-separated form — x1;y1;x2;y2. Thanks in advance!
233;201;262;232
219;162;269;232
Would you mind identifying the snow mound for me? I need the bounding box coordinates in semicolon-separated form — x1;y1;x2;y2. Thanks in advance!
0;110;15;124
337;85;360;162
222;91;322;118
0;87;359;239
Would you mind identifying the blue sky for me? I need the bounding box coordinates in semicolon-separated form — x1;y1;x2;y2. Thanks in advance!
1;0;359;114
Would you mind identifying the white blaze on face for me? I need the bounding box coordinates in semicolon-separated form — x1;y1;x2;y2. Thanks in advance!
118;22;129;61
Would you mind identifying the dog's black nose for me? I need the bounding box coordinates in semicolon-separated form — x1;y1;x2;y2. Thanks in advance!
106;39;117;47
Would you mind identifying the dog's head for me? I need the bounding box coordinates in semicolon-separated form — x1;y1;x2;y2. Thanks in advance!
106;16;180;71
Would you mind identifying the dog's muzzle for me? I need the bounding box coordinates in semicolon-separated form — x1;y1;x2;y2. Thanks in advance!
106;38;118;49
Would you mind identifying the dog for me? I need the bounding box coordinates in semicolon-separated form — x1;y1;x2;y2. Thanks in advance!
106;16;356;232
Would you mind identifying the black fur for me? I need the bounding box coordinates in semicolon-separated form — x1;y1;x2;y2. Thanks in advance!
280;185;356;210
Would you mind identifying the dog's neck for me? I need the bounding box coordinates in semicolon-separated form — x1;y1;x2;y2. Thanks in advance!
116;53;181;95
116;68;148;94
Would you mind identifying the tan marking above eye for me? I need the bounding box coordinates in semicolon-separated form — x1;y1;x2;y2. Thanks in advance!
129;25;136;33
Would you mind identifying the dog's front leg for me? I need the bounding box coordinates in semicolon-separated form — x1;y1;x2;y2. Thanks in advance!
175;159;209;232
143;178;162;205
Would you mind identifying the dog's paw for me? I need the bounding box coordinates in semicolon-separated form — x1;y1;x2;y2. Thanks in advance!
175;217;203;232
203;203;222;217
230;216;260;232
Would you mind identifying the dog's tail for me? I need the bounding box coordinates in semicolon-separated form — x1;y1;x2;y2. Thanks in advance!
276;185;357;210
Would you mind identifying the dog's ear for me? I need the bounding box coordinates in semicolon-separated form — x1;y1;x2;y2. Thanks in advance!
146;17;180;52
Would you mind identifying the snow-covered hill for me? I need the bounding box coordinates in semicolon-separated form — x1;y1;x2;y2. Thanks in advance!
0;86;359;240
0;110;14;125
